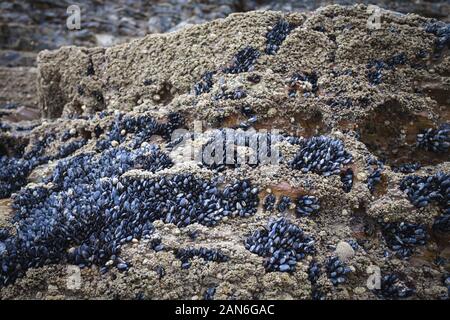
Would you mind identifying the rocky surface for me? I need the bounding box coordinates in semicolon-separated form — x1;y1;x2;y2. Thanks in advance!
0;4;449;300
1;0;449;113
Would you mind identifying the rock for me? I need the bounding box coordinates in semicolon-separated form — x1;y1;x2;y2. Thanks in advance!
47;284;58;293
335;241;355;262
0;3;449;301
105;260;114;267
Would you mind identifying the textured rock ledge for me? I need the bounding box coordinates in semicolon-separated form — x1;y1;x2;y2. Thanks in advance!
0;4;449;300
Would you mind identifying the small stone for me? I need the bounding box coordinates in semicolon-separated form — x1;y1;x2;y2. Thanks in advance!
267;108;277;117
111;140;119;147
335;241;355;262
69;128;76;135
354;287;366;294
48;284;58;293
120;129;126;136
357;172;367;181
105;260;114;267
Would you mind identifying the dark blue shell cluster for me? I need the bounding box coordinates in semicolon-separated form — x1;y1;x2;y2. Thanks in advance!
290;136;353;176
0;143;259;286
194;71;215;96
288;71;319;97
340;168;353;193
392;162;421;174
374;273;414;299
265;19;293;55
308;260;324;300
213;88;247;100
366;52;407;85
263;193;276;211
381;222;428;259
425;22;450;50
276;195;291;213
175;247;229;269
400;171;449;212
200;129;280;171
223;47;260;74
416;124;449;153
367;158;384;194
444;275;450;297
325;256;352;286
244;217;315;272
203;287;216;300
0;132;87;199
307;260;321;284
295;195;320;217
434;214;450;233
0;111;264;286
96;112;184;151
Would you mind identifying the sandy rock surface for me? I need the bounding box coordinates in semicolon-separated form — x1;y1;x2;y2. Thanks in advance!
0;4;449;300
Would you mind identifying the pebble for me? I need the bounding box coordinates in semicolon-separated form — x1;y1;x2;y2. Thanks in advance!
105;260;114;267
335;241;355;262
357;172;367;181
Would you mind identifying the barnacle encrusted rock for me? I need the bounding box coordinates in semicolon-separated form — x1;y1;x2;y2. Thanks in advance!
0;5;449;300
